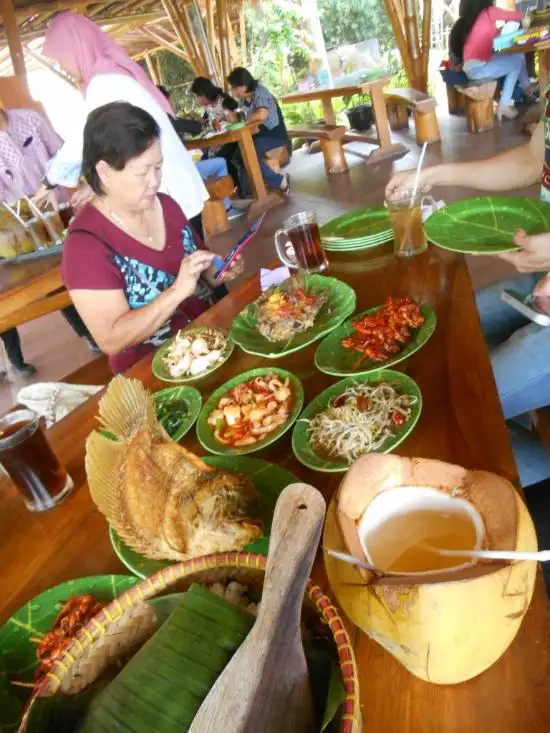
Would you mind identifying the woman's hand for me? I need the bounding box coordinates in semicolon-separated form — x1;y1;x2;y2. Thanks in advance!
71;181;95;211
32;184;59;210
385;168;432;198
173;250;215;301
497;229;550;272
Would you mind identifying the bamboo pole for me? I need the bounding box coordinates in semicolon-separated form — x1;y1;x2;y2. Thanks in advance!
141;27;189;62
161;0;206;75
24;44;79;88
227;16;239;67
1;0;27;80
181;3;210;76
404;0;422;87
205;0;222;80
239;5;247;67
381;0;415;84
155;52;164;86
216;0;231;86
421;0;433;91
191;0;221;84
145;52;159;85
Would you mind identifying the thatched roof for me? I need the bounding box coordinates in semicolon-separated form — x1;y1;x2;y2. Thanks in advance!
0;0;248;76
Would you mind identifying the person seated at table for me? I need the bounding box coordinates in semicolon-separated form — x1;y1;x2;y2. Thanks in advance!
227;67;291;195
189;77;242;193
449;0;534;120
33;11;209;242
61;102;243;375
0;105;99;366
386;116;550;487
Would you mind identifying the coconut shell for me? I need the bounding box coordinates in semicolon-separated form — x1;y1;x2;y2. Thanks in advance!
324;454;538;684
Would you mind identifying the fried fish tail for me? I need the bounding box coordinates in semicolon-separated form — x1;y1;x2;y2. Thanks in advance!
96;375;164;440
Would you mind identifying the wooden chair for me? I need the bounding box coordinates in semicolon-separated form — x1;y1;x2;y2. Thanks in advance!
456;82;497;133
287;124;348;175
383;89;441;145
203;175;235;238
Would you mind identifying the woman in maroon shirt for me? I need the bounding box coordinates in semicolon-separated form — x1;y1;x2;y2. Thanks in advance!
62;102;242;374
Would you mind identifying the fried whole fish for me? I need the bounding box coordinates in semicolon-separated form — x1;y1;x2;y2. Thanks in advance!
85;376;263;561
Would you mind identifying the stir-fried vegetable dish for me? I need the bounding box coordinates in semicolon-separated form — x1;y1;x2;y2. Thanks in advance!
256;282;328;342
306;382;417;463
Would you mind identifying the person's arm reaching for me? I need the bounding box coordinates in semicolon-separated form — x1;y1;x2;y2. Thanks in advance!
69;251;214;355
386;121;544;196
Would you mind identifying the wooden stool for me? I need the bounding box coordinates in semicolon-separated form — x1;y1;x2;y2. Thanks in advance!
203;174;235;238
287;124;348;175
264;145;290;175
446;84;465;115
383;89;441;145
458;82;497;133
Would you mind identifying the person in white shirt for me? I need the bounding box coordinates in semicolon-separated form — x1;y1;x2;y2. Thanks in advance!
34;11;209;239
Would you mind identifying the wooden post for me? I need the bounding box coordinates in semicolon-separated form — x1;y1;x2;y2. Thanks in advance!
227;15;239;67
421;0;433;89
145;53;159;85
1;0;26;81
155;52;164;86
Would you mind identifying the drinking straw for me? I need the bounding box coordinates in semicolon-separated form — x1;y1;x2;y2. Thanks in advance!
411;141;428;201
426;548;550;561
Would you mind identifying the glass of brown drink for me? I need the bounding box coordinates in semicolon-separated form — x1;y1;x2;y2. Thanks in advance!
274;211;328;274
0;409;74;511
385;189;436;258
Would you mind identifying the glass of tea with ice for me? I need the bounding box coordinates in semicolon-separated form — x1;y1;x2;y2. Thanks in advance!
386;189;436;258
0;409;73;511
274;211;328;274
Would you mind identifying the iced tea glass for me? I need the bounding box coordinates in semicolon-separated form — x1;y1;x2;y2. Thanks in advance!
274;211;328;274
385;189;436;258
0;409;74;511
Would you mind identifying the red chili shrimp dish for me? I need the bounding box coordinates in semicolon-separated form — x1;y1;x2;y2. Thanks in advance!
207;373;293;447
342;297;424;362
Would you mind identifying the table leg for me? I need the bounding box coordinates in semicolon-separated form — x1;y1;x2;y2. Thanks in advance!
321;99;337;126
364;82;408;164
238;128;282;217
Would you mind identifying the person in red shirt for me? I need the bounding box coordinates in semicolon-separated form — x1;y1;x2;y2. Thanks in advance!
62;102;243;374
449;0;533;120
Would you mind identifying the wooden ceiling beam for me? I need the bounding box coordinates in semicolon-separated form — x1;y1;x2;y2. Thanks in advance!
160;0;206;75
24;43;79;87
14;0;92;19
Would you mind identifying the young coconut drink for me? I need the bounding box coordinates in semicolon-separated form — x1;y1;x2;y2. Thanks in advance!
323;454;538;685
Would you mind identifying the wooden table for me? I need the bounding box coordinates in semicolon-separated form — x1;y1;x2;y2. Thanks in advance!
185;122;282;217
281;77;407;164
1;246;549;732
0;254;71;332
501;36;550;88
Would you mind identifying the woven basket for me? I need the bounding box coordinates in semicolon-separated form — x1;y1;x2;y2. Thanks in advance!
19;553;361;733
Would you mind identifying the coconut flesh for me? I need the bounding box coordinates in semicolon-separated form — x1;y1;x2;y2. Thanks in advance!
324;453;538;684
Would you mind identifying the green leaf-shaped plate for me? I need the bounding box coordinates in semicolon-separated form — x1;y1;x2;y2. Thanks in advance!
320;207;391;242
109;455;299;577
292;370;422;472
153;386;202;442
315;303;436;377
152;326;234;384
230;275;356;358
197;368;304;455
0;575;138;732
424;196;550;254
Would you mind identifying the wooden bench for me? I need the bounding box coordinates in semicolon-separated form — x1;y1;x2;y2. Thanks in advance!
287;124;348;175
203;175;234;237
456;81;497;133
383;89;441;145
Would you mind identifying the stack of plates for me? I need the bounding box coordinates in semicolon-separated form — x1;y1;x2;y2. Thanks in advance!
320;206;393;252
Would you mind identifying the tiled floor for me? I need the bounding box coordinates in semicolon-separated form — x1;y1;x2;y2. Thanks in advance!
0;109;531;413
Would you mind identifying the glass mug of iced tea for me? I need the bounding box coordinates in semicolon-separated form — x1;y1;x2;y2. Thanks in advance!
0;409;74;511
385;189;436;258
274;211;328;274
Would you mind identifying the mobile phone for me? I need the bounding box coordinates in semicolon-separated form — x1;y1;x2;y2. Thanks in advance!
501;289;550;326
213;213;266;280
